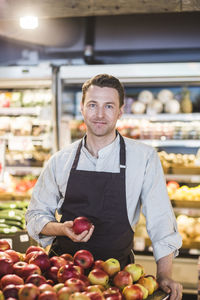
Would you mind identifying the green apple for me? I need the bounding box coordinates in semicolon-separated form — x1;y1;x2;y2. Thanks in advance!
124;264;144;282
102;258;120;277
88;269;109;287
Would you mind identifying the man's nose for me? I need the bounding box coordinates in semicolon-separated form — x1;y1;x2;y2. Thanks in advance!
96;106;104;118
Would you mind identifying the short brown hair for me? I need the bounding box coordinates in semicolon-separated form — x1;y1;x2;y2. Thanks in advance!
82;74;124;107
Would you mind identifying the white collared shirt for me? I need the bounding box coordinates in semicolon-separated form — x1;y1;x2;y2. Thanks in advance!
25;135;182;262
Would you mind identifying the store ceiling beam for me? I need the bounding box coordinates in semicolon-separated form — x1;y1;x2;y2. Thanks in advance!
0;0;200;20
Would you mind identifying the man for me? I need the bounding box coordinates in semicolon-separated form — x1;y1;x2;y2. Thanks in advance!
26;74;182;300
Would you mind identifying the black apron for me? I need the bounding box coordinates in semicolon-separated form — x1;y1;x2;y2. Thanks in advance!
49;133;134;268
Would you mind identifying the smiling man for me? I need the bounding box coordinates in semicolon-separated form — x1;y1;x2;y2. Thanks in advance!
26;74;182;300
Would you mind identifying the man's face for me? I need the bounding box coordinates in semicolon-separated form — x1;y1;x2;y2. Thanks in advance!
81;85;123;138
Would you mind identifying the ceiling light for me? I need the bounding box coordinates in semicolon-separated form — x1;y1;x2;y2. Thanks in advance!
20;16;38;29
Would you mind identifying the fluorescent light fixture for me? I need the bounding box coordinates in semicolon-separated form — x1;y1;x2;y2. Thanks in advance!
20;16;38;29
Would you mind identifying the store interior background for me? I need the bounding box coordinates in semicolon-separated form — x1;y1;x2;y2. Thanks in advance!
0;1;200;299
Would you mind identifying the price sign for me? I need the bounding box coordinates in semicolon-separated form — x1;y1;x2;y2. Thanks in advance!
8;136;33;151
0;139;5;182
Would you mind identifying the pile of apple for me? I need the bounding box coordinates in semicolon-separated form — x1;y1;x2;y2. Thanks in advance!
0;217;159;300
0;240;159;300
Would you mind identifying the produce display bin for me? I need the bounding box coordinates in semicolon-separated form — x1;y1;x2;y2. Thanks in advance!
0;230;37;253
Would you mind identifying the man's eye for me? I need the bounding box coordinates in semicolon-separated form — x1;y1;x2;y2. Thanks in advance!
106;104;113;109
89;103;96;108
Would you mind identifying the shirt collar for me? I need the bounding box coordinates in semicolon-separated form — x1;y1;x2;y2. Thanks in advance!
82;134;120;159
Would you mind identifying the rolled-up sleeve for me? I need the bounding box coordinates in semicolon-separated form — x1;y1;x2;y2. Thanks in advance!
25;156;61;248
141;149;182;262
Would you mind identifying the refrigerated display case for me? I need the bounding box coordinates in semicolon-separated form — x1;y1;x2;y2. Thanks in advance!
0;65;58;199
57;62;200;295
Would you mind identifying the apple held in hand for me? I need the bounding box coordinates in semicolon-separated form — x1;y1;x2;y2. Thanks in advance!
0;239;11;251
113;271;132;290
102;258;120;277
74;250;94;269
18;283;40;300
73;217;92;234
124;264;144;282
122;284;143;300
88;269;109;287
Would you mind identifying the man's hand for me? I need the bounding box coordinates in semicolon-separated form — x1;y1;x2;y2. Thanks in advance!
61;221;94;242
157;275;182;300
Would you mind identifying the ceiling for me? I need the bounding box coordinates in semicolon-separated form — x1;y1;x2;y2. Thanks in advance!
0;0;200;20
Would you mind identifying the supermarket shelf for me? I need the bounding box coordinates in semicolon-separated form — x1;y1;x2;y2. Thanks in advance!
165;174;200;183
122;113;200;121
5;166;43;176
0;192;30;200
171;199;200;208
140;139;200;147
0;107;42;116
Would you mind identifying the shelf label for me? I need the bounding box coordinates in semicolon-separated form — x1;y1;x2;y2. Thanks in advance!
8;136;33;151
0;139;5;182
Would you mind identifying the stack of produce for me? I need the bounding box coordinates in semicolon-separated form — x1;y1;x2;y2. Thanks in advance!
167;182;200;201
0;217;160;300
0;200;28;234
177;214;200;243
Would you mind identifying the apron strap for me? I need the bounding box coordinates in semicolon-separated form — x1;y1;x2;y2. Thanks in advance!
71;132;126;172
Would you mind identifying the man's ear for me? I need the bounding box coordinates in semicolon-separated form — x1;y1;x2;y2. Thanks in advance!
118;104;124;118
80;101;84;113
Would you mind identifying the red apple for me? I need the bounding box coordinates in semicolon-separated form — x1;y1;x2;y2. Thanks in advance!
3;284;20;299
122;284;143;300
0;257;13;277
38;290;58;300
74;265;84;275
93;260;104;270
1;274;24;288
61;253;74;263
65;278;86;292
57;286;73;300
22;263;41;280
73;217;92;234
69;292;90;300
88;269;109;287
85;285;104;294
46;279;54;286
39;283;55;293
124;264;144;282
86;291;105;300
29;251;50;272
45;266;59;283
134;284;148;299
13;261;28;277
113;271;132;290
57;264;79;283
76;274;90;287
102;258;120;277
24;251;38;263
5;250;20;264
25;246;45;256
74;250;94;269
103;287;122;300
25;274;46;286
18;283;40;300
0;239;11;251
50;256;67;268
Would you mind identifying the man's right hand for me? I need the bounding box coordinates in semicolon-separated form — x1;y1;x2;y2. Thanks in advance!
61;221;94;242
41;220;94;242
